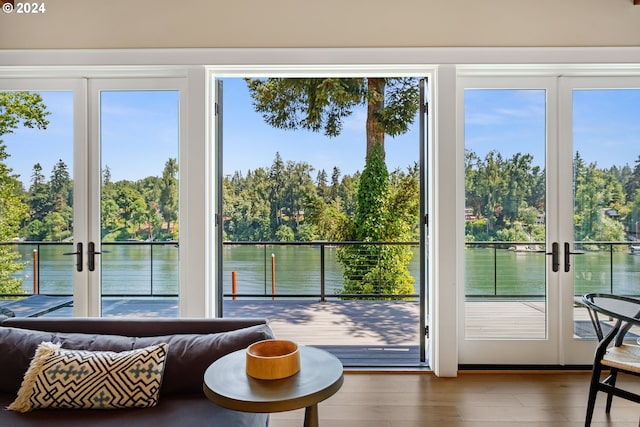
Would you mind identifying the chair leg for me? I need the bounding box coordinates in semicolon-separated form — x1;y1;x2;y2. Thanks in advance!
605;368;618;413
585;364;602;427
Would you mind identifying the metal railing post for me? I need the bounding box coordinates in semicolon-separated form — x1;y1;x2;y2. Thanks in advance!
609;243;614;294
494;244;498;296
150;243;154;296
33;247;38;294
320;243;326;302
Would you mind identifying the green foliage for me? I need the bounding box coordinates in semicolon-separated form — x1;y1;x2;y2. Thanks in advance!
0;91;50;295
495;225;530;242
354;143;389;241
0;92;50;137
465;219;488;242
465;149;631;245
295;222;316;242
159;158;178;236
275;225;295;242
337;243;415;298
0;148;29;293
245;78;366;137
245;77;419;157
337;143;416;298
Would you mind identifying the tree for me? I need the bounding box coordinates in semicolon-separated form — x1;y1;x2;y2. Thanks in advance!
42;211;66;241
316;169;328;202
114;182;139;230
50;159;72;209
0;92;50;136
27;163;52;223
268;153;286;230
275;224;295;242
0;91;49;295
0;145;30;293
337;144;415;298
130;198;148;238
246;77;420;158
101;198;119;233
159;158;178;235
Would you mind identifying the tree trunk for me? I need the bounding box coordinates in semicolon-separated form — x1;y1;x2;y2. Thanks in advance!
366;78;385;158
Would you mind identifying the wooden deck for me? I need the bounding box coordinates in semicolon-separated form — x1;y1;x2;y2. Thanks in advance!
0;295;73;317
224;300;424;367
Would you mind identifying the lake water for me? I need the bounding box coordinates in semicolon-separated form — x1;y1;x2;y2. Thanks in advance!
9;243;640;298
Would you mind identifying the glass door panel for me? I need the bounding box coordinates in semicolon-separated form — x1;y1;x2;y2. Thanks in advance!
460;78;559;364
94;84;181;317
0;85;80;317
570;85;640;348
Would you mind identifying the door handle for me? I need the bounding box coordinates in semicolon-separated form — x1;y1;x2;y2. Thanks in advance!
546;242;559;272
63;242;83;272
564;242;584;272
88;241;102;272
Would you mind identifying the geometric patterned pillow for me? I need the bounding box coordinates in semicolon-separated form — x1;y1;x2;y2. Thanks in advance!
7;342;168;412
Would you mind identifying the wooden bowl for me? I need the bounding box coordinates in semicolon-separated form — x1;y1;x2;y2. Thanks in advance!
246;339;300;380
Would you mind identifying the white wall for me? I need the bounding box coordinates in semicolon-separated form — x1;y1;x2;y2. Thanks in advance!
1;0;639;50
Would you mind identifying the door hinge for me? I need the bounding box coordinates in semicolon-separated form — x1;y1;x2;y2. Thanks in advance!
214;102;220;116
424;325;429;338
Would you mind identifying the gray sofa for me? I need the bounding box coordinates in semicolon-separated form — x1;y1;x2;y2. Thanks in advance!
0;316;274;426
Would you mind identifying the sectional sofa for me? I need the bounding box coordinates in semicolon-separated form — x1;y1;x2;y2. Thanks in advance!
0;316;274;426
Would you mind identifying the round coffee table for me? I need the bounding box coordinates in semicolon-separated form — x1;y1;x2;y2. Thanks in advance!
203;345;343;427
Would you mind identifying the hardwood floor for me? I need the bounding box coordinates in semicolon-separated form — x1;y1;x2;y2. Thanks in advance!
269;371;640;426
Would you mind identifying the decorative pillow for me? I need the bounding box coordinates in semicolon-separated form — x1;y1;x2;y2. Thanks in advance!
7;342;168;412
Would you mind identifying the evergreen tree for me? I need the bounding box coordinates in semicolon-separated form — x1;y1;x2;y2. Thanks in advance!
246;77;420;158
27;163;52;222
316;169;328;202
50;159;72;210
329;166;341;201
268;152;286;230
159;158;178;235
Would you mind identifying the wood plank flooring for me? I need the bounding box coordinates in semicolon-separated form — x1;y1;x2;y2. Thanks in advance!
269;372;640;426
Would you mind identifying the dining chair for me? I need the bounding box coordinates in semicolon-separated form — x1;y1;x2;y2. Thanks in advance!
581;293;640;427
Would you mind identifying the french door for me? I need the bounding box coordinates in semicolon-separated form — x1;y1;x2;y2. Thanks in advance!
0;78;185;317
560;76;640;364
87;79;185;317
459;75;640;365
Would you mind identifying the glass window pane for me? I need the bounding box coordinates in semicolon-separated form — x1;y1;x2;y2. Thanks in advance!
464;89;547;339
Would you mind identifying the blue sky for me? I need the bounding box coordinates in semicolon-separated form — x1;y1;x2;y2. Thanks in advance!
2;81;639;187
465;88;640;168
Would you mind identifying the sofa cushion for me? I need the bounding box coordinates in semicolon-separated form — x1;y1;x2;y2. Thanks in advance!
0;324;274;395
138;324;274;394
8;342;168;412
